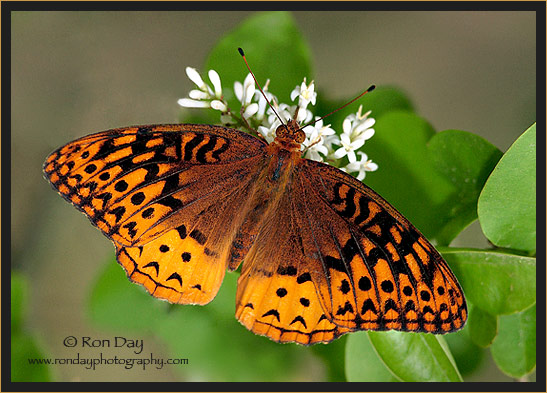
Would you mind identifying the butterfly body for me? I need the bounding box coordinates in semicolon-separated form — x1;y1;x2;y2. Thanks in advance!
44;122;467;345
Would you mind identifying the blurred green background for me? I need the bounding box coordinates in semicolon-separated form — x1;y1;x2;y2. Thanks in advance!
11;11;535;382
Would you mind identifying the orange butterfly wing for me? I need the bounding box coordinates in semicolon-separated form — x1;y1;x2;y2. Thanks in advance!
234;176;354;345
44;124;266;304
45;123;467;343
235;158;467;344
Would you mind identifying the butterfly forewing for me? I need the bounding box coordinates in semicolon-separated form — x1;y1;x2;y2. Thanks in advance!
43;124;266;246
44;124;267;305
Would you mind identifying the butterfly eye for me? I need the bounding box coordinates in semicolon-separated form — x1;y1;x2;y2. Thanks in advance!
295;130;306;143
276;125;287;138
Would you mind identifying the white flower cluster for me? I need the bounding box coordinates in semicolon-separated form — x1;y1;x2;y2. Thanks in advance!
178;67;378;180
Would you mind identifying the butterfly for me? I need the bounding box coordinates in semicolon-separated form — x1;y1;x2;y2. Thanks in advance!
43;111;467;345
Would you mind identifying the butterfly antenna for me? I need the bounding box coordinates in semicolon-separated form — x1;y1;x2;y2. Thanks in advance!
296;85;376;132
238;48;287;127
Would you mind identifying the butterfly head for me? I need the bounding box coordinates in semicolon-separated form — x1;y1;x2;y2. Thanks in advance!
276;118;305;141
273;104;306;151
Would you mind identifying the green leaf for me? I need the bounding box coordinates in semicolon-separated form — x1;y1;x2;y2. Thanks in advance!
367;331;463;382
468;305;498;348
154;271;312;382
11;272;53;382
443;323;486;378
312;335;347;382
315;86;414;130
88;264;314;381
345;332;399;382
361;111;455;240
360;85;415;116
490;304;536;378
204;11;312;110
478;123;536;253
88;260;169;332
427;130;503;244
440;248;536;315
11;272;27;333
11;332;53;382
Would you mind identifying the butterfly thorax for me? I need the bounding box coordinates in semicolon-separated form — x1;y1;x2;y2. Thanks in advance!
262;119;304;185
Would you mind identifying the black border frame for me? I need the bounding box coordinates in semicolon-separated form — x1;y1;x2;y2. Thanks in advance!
2;2;545;392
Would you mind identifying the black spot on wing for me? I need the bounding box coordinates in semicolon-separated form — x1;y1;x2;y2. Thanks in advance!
336;301;354;316
290;316;307;329
190;229;207;245
166;272;183;287
262;309;281;322
277;265;297;276
297;272;311;284
142;261;159;276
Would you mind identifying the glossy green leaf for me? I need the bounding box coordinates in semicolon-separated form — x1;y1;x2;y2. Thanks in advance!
345;332;399;382
367;331;463;382
441;248;536;315
491;304;536;378
88;261;169;332
468;305;498;348
427;130;503;244
204;11;312;110
361;111;455;240
478;123;536;253
443;322;486;378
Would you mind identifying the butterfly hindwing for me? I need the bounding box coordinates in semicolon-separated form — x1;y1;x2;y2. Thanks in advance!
235;182;354;344
298;159;467;334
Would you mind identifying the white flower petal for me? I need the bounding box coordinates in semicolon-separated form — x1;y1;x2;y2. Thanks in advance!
333;146;347;159
340;133;351;145
345;162;360;172
320;125;335;136
244;83;255;105
347;150;357;163
243;73;254;89
243;103;259;118
362;117;376;128
234;81;243;102
208;70;222;98
360;128;375;140
315;144;328;156
210;100;227;112
342;118;353;135
185;67;206;89
357;152;368;161
290;87;300;102
351;139;365;150
366;161;379;171
189;90;210;100
178;98;210;108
